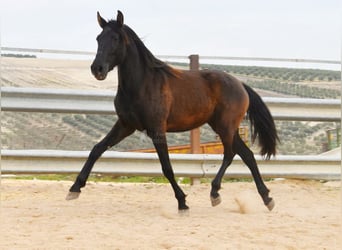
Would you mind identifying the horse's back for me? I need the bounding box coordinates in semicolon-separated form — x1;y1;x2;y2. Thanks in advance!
169;68;247;99
176;69;249;112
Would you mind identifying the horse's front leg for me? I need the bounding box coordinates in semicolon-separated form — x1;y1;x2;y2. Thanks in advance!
148;131;189;211
66;119;135;200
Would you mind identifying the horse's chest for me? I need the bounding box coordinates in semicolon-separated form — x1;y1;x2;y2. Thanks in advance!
115;96;145;130
114;88;169;131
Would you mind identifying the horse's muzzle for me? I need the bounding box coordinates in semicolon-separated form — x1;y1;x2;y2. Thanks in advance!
91;63;109;81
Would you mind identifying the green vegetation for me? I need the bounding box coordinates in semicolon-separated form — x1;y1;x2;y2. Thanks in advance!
7;174;190;184
6;173;264;184
172;62;341;83
201;64;341;83
274;121;340;154
247;80;340;99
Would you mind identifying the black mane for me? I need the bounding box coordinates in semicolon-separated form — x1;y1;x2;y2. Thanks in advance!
108;20;176;76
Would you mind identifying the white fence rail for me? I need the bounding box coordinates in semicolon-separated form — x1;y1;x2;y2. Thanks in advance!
2;150;340;181
1;87;115;114
1;87;340;121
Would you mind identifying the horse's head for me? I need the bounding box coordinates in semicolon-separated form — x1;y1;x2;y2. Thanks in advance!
91;11;127;80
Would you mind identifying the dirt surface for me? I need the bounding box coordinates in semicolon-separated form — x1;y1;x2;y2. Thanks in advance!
0;179;341;249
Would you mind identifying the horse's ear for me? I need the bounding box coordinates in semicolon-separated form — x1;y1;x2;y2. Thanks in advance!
97;11;107;28
117;10;124;27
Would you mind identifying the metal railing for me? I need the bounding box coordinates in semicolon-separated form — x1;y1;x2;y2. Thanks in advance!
1;86;340;121
2;150;340;180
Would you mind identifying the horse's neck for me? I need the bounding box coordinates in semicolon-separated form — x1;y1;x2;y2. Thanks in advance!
117;47;146;96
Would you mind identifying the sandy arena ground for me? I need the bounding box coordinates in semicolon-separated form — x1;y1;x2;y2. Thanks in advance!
0;179;341;250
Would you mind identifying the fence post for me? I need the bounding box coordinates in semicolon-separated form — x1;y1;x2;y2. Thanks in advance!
189;55;201;185
188;54;201;155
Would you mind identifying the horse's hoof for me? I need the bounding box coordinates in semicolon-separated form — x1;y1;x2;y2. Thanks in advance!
266;198;275;211
210;195;222;207
178;203;189;210
66;192;80;201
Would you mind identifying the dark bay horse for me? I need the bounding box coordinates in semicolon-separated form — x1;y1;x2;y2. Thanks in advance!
67;10;279;211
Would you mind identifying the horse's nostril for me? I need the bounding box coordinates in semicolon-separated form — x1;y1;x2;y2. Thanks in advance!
91;62;108;80
91;64;104;75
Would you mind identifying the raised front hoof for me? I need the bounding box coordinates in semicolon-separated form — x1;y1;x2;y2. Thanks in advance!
265;198;275;211
210;195;222;207
178;202;189;211
66;191;81;201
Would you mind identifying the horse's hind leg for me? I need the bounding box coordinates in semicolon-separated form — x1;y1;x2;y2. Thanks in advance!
209;127;236;207
66;119;135;200
210;150;234;206
233;134;275;211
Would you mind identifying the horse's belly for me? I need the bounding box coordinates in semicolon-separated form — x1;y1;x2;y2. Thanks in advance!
166;109;212;132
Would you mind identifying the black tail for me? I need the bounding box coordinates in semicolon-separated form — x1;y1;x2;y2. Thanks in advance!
243;83;279;159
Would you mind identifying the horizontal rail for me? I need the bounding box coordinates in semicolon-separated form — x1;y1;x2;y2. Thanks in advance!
1;47;95;56
262;97;341;122
161;55;341;65
1;150;340;180
1;87;116;114
1;87;340;121
2;46;341;65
